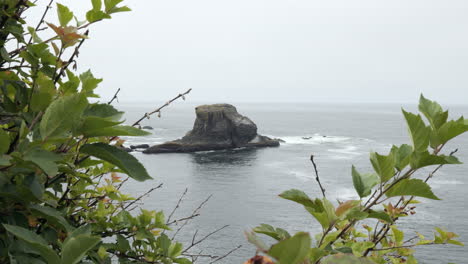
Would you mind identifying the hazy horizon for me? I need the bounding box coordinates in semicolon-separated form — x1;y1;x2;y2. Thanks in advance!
27;0;468;105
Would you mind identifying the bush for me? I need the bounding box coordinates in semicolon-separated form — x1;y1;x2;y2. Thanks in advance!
246;96;466;264
1;1;192;263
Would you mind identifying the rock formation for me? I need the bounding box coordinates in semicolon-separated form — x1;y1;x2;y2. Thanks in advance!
143;104;279;154
130;144;150;150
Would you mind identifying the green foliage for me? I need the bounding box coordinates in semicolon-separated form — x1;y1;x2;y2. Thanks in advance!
81;143;152;181
0;1;191;263
351;166;379;198
247;96;466;264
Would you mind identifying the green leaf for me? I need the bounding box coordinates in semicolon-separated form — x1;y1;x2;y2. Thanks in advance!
68;225;92;238
174;258;192;264
370;152;395;182
253;224;291;241
309;248;328;263
116;234;130;252
447;240;464;246
390;144;413;171
76;116;122;135
83;125;150;137
418;95;447;129
61;235;100;264
322;254;376;264
391;226;404;245
386;179;440;200
24;148;62;176
28;26;43;43
40;94;88;139
402;109;431;152
86;10;111;23
168;242;183;258
0;129;10;154
305;198;337;230
279;190;336;229
245;231;269;252
279;189;316;208
3;224;60;264
80;143;152;181
0;154;12;166
91;0;102;11
345;207;369;221
1;47;12;61
104;0;123;11
108;6;131;14
79;70;102;94
84;103;123;121
268;232;311;264
433;119;468;147
56;3;73;27
31;92;53;112
60;70;80;95
410;151;461;169
30;205;73;232
368;210;393;223
30;72;55;112
351;166;379;198
351;241;374;257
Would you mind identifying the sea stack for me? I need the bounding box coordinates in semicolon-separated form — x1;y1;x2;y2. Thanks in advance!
143;104;280;154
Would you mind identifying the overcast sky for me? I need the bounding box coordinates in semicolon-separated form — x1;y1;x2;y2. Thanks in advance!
28;0;468;104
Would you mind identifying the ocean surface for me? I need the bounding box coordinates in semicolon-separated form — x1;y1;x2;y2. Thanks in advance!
116;102;468;264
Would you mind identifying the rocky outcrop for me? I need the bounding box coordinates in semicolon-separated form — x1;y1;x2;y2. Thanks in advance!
143;104;279;154
130;144;150;150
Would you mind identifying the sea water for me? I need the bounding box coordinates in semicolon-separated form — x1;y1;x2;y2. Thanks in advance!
118;102;468;264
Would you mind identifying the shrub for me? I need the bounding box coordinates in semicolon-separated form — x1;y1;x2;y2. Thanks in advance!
246;96;466;264
1;1;192;263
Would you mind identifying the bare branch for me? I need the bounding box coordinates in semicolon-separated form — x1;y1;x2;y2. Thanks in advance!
123;183;163;210
107;88;121;104
166;188;188;224
131;88;192;127
182;225;230;254
54;30;89;84
171;194;212;239
310;155;326;198
209;245;242;264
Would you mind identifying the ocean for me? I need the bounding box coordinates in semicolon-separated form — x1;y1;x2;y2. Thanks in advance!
117;101;468;264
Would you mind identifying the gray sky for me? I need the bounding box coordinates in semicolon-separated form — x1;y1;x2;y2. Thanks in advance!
28;0;468;104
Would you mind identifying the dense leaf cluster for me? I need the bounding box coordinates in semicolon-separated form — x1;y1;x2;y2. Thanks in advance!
246;96;466;264
1;1;191;263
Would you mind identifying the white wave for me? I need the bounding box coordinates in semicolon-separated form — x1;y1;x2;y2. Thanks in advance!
328;155;355;160
333;187;360;200
120;136;165;146
327;145;363;156
277;134;351;145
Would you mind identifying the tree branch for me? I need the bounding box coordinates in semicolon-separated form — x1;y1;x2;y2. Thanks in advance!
310;154;326;198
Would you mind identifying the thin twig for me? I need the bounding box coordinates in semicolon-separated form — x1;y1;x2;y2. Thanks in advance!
171;194;212;239
310;155;326;198
53;30;89;84
209;245;242;263
131;88;192;127
182;225;230;254
166;214;201;226
107;88;120;104
166;188;188;224
123;183;163;210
